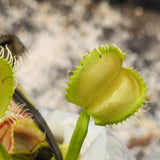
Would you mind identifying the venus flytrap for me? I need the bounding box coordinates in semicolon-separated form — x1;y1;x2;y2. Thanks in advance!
0;46;16;118
65;44;147;160
0;142;13;160
0;46;16;160
0;41;148;160
0;104;46;155
0;46;46;159
0;45;62;160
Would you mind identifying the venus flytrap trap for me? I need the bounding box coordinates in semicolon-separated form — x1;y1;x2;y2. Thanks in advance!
65;44;147;160
0;46;16;118
0;101;47;156
0;46;16;159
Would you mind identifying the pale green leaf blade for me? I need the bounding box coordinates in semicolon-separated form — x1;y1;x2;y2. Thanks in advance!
0;46;16;117
0;142;13;160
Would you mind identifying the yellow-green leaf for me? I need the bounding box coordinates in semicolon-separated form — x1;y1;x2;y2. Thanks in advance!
0;46;16;118
0;142;13;160
65;44;147;125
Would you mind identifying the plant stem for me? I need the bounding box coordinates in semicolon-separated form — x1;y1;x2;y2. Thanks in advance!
13;88;63;160
65;110;90;160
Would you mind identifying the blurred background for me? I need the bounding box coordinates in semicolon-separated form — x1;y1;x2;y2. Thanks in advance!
0;0;160;159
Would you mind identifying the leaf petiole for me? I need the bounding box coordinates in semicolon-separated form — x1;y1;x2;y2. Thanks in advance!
65;110;90;160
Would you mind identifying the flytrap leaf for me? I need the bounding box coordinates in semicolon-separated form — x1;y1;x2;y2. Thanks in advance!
0;142;13;160
65;44;147;125
0;46;16;118
0;101;46;154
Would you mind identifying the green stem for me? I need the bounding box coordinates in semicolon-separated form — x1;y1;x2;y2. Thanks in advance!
65;110;90;160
